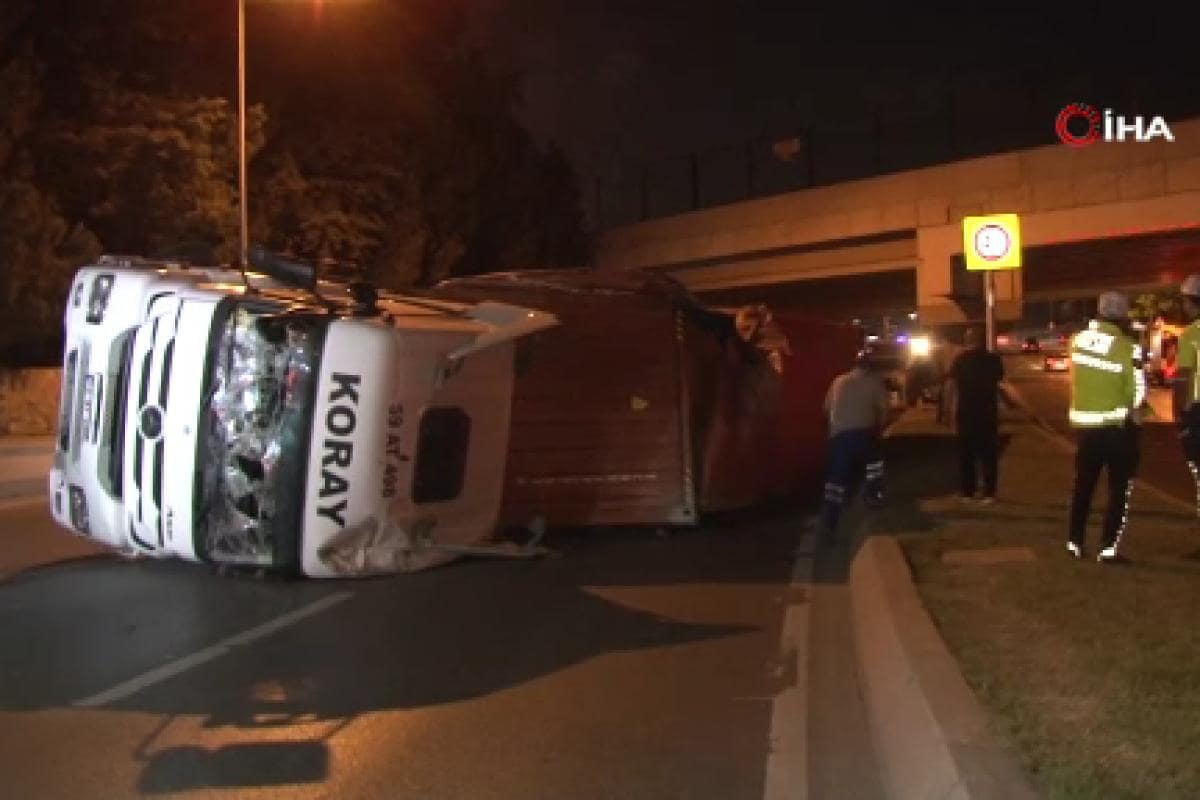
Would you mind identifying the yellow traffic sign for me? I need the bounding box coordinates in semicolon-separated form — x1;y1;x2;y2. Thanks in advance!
963;213;1022;271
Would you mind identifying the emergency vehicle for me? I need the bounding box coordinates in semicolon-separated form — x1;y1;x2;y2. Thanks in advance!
1144;318;1184;387
48;250;555;577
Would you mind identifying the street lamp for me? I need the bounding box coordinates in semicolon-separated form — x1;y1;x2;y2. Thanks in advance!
238;0;248;269
235;0;368;269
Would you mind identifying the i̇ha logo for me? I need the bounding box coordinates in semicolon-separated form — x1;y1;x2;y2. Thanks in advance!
1056;102;1175;148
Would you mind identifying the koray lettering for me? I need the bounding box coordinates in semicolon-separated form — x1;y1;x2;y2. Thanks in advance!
317;372;361;527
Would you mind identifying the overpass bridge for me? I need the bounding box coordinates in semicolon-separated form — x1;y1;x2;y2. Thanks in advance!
597;118;1200;326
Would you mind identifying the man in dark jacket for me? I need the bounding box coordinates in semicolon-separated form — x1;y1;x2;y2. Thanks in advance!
947;326;1007;503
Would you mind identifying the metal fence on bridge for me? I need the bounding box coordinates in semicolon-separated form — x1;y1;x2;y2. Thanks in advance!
594;82;1200;230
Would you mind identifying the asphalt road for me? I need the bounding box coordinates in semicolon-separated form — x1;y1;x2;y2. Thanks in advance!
0;498;884;799
1003;354;1197;507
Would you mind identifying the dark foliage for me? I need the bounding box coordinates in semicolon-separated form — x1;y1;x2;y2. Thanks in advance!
0;0;590;365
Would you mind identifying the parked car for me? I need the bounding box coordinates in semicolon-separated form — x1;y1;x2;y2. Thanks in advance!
1144;322;1183;386
860;337;944;408
1044;353;1069;372
993;332;1021;353
1021;336;1040;353
1037;329;1074;353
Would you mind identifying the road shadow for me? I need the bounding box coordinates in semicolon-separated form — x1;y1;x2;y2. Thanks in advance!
532;499;806;586
871;430;1014;533
0;507;800;716
0;540;776;792
137;741;329;795
0;470;822;792
0;563;761;714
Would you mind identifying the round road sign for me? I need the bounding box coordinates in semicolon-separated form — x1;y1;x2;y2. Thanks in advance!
973;223;1012;262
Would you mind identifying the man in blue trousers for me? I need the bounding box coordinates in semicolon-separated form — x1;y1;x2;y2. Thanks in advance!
819;348;890;545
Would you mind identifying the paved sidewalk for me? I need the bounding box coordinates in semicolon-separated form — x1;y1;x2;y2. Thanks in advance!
0;435;53;500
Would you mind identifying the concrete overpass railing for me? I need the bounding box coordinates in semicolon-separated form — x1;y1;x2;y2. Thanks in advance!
598;117;1200;324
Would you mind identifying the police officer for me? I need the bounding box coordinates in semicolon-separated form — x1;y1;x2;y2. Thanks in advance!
1172;274;1200;518
1067;291;1145;563
819;349;889;544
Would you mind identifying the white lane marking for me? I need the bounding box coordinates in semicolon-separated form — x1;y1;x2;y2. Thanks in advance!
74;592;352;708
762;530;814;800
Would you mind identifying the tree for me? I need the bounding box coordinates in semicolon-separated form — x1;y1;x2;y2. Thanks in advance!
40;75;266;263
1132;291;1182;325
0;0;591;366
247;0;591;288
0;178;100;363
0;42;100;363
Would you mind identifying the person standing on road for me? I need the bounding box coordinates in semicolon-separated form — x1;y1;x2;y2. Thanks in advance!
946;325;1006;503
819;349;890;544
1171;274;1200;520
1067;291;1145;563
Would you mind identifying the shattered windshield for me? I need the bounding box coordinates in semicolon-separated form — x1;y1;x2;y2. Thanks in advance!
195;300;326;570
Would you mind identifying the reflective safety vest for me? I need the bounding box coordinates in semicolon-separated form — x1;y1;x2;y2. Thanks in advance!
1069;319;1143;428
1176;320;1200;409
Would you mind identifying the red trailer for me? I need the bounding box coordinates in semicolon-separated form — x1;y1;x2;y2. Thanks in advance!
433;270;859;528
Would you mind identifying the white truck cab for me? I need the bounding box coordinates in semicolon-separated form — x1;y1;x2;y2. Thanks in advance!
49;253;555;577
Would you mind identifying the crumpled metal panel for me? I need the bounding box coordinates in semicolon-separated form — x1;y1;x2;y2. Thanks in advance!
316;514;451;575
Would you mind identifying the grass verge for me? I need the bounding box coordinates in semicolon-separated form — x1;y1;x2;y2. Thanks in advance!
880;408;1200;799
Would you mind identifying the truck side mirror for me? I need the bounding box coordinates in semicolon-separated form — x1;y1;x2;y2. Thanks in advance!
248;245;316;290
348;281;379;316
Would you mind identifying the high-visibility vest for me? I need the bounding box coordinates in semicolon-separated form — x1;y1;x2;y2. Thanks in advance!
1177;320;1200;409
1069;319;1143;428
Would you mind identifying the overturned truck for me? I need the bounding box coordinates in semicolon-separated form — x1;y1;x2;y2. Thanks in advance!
433;270;860;530
50;254;856;578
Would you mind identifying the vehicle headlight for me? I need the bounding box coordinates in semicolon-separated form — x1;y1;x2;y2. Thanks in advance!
909;336;932;359
86;274;115;324
68;485;90;534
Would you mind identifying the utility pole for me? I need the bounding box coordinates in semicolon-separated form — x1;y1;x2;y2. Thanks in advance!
690;152;700;210
745;139;755;199
985;272;996;352
237;0;249;269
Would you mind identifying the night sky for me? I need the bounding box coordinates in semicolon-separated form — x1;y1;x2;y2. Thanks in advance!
214;2;1200;223
475;3;1199;222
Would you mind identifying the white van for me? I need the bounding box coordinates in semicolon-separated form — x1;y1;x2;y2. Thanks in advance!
48;253;555;577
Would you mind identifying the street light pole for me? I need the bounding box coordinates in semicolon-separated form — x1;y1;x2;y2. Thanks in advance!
237;0;249;269
985;271;996;353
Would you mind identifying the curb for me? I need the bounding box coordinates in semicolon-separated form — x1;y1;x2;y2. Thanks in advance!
0;435;55;455
0;437;52;501
0;478;46;501
850;535;1039;800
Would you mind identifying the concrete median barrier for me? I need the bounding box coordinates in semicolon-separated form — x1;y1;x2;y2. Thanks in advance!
851;534;1039;800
